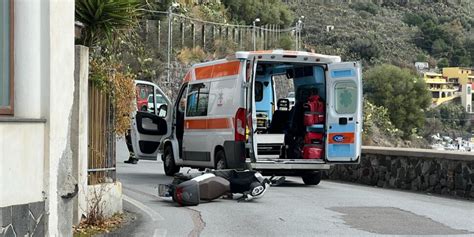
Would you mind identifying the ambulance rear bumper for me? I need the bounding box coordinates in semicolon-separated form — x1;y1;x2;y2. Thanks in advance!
249;159;330;170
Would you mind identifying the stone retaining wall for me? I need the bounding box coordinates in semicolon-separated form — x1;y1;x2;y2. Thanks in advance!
326;146;474;199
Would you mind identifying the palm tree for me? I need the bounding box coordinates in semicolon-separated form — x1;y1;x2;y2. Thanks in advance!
75;0;142;47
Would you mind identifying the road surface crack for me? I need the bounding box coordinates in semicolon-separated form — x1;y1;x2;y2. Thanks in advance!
186;207;206;237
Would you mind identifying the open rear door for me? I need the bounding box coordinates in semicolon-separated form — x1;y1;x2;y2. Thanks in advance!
131;81;172;160
325;62;362;163
246;58;258;163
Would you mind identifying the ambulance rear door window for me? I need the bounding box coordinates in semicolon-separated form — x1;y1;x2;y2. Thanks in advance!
334;81;357;114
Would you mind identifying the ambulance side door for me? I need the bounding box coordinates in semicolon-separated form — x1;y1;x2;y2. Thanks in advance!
131;82;172;160
325;62;362;163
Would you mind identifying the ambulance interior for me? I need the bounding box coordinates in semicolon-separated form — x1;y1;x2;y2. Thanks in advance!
253;62;327;160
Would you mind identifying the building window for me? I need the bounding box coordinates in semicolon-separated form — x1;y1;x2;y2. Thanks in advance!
0;0;13;115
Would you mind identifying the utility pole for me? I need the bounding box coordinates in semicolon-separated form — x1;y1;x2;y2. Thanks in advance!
167;8;171;83
253;18;260;51
157;20;161;49
166;3;179;84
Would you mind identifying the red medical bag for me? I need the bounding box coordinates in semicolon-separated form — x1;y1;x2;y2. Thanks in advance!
302;145;324;159
303;95;325;126
304;132;323;144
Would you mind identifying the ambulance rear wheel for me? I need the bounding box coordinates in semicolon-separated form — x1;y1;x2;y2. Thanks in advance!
164;146;180;176
302;172;322;185
215;150;227;170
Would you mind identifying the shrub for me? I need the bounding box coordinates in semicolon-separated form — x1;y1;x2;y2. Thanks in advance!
350;3;379;16
364;64;431;137
349;38;380;61
177;47;208;64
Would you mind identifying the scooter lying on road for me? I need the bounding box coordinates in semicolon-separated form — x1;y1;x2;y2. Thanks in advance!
158;170;283;206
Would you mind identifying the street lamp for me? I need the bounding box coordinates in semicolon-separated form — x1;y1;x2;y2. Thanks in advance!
167;3;180;84
296;16;304;50
253;18;260;51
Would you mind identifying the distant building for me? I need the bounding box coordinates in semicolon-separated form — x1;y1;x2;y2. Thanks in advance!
415;62;429;73
442;67;474;87
442;67;474;112
423;72;458;107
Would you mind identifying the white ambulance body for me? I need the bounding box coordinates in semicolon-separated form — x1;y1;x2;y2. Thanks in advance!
130;50;362;185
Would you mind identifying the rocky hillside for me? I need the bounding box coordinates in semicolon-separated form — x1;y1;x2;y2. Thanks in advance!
292;2;474;68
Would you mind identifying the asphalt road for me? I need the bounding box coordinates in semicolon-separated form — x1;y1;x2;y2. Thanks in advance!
116;139;474;236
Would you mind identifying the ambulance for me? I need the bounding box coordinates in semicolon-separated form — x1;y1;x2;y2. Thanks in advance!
130;50;362;185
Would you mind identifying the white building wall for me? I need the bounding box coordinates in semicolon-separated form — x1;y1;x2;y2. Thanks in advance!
461;84;472;113
0;123;45;206
44;0;75;236
0;0;46;207
0;0;76;236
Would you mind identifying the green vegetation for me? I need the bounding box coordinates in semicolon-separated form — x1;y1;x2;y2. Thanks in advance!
363;100;402;139
363;65;431;137
350;2;379;16
422;103;471;140
349;38;380;61
76;0;142;136
75;0;141;47
296;2;474;67
221;0;294;27
408;15;473;67
426;104;470;130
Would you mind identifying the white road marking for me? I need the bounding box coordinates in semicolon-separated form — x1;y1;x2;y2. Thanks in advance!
154;228;167;237
123;194;164;221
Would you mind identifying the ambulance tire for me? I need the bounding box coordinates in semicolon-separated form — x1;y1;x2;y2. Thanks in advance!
302;172;322;185
215;150;227;170
164;146;180;176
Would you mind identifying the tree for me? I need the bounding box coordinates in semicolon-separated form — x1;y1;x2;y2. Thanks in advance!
403;12;424;26
350;2;379;15
221;0;293;27
349;38;380;61
437;58;449;68
364;65;431;137
465;38;474;66
431;39;449;58
75;0;141;47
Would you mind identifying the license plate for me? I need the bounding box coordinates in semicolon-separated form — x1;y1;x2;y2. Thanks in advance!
158;184;170;197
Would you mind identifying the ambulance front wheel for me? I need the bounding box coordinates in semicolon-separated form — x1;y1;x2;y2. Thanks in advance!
164;146;180;176
301;171;322;185
215;150;227;170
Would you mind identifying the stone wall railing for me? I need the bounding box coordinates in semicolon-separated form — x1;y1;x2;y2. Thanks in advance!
326;146;474;199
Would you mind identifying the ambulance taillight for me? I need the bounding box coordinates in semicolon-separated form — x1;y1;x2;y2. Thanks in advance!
235;108;246;141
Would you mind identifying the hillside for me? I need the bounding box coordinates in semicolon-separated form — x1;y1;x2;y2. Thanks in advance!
292;2;474;68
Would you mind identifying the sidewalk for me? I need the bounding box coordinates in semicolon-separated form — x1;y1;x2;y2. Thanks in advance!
98;197;164;237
